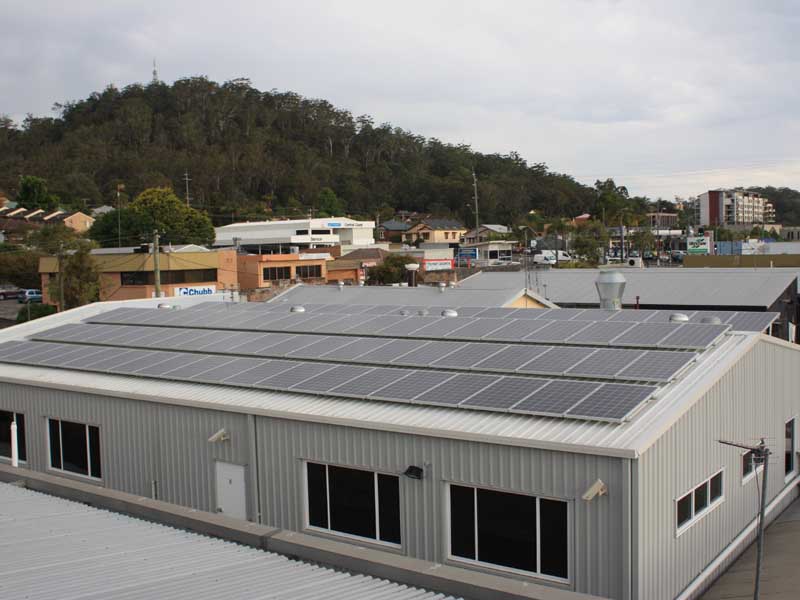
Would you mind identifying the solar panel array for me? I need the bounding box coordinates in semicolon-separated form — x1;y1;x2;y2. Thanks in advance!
0;339;656;422
0;298;750;426
86;306;730;350
31;323;696;383
206;301;777;332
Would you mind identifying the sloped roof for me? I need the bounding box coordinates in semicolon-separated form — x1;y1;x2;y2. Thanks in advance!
379;219;410;231
414;219;466;231
340;247;392;261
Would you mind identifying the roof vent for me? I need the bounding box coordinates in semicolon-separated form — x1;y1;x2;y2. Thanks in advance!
337;281;345;291
290;305;306;313
448;281;456;289
438;282;447;293
700;316;722;325
669;313;690;323
157;303;172;309
441;308;459;317
399;309;410;316
417;309;429;316
595;270;626;310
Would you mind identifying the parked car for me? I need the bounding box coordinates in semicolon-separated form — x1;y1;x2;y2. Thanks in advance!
0;285;21;300
532;250;573;264
18;289;43;303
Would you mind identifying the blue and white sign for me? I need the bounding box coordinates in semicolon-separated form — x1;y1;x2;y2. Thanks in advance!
174;285;217;297
456;248;479;260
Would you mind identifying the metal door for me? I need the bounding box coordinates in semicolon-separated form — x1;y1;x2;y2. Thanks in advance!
215;461;247;519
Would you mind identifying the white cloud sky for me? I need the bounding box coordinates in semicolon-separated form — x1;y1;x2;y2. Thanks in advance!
2;0;799;199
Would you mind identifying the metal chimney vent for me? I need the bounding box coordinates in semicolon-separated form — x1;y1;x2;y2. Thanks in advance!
700;316;722;325
669;313;690;323
595;270;626;310
441;309;459;317
290;305;306;313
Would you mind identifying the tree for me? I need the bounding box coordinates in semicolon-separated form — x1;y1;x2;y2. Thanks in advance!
629;229;655;257
547;218;573;266
27;224;82;254
49;240;100;309
571;220;608;266
0;250;41;288
16;303;57;323
88;187;215;247
368;254;418;285
17;175;60;211
316;187;345;217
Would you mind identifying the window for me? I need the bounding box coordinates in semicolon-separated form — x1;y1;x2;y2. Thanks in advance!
448;484;568;580
787;418;797;476
742;450;763;481
263;266;291;281
48;419;101;479
296;265;322;279
120;269;217;286
421;232;430;240
306;462;401;545
0;411;26;462
121;271;148;286
676;470;723;533
379;230;385;240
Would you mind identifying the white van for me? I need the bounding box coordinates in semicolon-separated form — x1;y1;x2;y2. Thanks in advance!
532;250;572;264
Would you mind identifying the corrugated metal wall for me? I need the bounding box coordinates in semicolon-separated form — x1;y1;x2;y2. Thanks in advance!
636;339;800;600
256;417;626;599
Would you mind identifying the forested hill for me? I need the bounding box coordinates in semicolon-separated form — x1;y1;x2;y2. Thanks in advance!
0;77;597;225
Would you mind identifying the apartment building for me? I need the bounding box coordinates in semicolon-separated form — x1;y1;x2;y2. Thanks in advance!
698;190;775;227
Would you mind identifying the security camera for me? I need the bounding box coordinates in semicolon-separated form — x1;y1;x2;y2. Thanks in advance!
208;428;230;443
582;479;608;501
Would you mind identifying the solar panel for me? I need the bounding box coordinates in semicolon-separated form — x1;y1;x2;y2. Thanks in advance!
358;316;417;335
358;339;426;363
524;320;592;343
323;338;392;360
34;344;97;367
189;357;268;383
111;351;175;373
135;353;207;376
611;323;679;347
517;346;597;375
608;309;660;323
322;315;375;333
565;321;635;345
453;307;490;317
505;309;547;320
225;333;284;355
445;319;508;340
690;311;735;324
369;371;456;401
565;348;644;378
287;336;357;359
261;335;328;355
512;380;600;416
411;318;473;338
328;367;415;397
159;330;219;351
290;365;375;393
659;324;728;349
472;307;514;319
647;310;697;323
0;341;54;362
227;360;298;385
473;345;553;372
88;350;149;371
196;330;254;352
291;315;350;333
536;308;588;320
363;304;403;315
616;350;695;382
726;312;778;332
566;383;655;421
461;376;550;410
256;362;336;389
390;341;462;366
159;356;236;379
569;309;617;321
416;373;499;406
30;324;84;342
481;319;556;342
432;343;507;368
0;341;32;358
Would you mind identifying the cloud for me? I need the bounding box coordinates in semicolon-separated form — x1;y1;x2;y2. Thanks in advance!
2;0;799;198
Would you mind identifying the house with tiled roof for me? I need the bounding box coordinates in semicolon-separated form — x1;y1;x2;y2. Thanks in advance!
404;218;466;246
376;218;410;242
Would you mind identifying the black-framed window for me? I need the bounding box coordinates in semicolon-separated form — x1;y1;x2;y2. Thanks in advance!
306;462;401;545
263;266;291;281
48;418;101;479
787;418;796;476
296;265;322;279
121;269;217;286
676;470;723;532
448;484;568;580
121;271;148;286
0;411;26;462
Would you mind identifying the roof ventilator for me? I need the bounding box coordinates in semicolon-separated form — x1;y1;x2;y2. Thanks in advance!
441;308;458;318
290;305;306;313
669;313;690;323
700;316;722;325
595;270;626;310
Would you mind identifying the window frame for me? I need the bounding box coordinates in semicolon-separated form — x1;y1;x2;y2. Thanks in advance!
786;416;797;481
302;460;402;549
444;482;571;584
675;469;725;537
263;266;292;281
46;418;102;481
296;264;322;279
0;410;26;463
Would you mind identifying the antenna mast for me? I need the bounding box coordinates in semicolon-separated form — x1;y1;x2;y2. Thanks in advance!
183;170;192;207
152;58;159;83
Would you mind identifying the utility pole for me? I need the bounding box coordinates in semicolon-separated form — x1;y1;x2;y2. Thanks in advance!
57;241;65;312
472;169;480;232
719;438;771;600
116;183;124;248
183;170;192;207
153;231;162;298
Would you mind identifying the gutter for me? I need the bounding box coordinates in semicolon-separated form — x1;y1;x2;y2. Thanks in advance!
675;474;800;600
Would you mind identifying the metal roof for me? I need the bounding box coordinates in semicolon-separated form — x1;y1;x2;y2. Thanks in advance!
460;269;798;308
0;482;457;600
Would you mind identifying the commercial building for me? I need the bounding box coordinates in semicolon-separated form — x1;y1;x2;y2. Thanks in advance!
39;245;238;302
463;224;511;245
236;251;330;291
404;219;467;246
697;190;775;227
215;217;376;254
645;212;679;229
0;290;796;599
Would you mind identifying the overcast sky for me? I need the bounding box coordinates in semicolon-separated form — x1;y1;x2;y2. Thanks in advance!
2;0;799;199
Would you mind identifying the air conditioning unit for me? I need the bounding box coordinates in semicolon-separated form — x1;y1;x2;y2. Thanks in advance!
622;257;643;268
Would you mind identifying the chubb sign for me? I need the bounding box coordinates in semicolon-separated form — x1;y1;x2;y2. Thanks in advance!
174;285;217;297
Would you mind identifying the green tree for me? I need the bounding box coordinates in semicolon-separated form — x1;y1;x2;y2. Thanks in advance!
27;224;82;254
630;229;655;257
49;240;100;309
0;250;41;288
571;220;608;266
16;303;57;323
368;254;418;285
88;187;214;247
547;218;573;266
316;187;345;217
17;175;60;211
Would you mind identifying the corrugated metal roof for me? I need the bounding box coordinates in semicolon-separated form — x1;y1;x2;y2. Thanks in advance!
0;482;457;600
460;269;797;308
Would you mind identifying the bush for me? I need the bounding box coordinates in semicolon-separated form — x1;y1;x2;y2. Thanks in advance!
16;303;57;323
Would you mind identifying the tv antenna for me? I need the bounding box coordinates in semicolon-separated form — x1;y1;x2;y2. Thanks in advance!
152;58;159;83
718;437;771;600
183;170;192;207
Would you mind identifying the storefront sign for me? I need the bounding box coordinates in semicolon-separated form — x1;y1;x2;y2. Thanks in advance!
174;285;217;296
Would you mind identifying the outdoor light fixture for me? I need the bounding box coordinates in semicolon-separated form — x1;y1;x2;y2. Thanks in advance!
581;479;608;501
208;428;230;443
403;465;424;480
